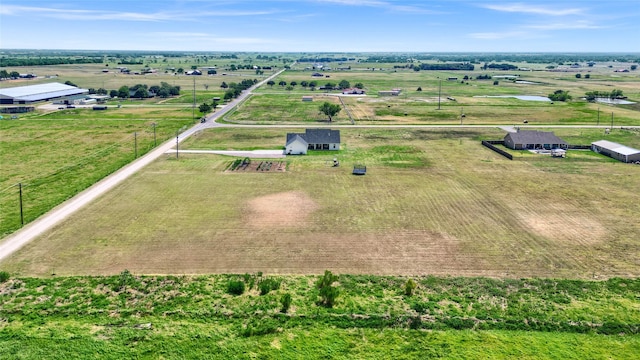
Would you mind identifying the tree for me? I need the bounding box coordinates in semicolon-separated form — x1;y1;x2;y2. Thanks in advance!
548;90;572;102
0;70;9;79
575;73;582;78
309;81;318;89
493;80;499;85
631;65;638;71
198;103;212;114
220;81;228;89
316;270;339;307
585;74;591;79
109;89;118;98
319;102;341;122
300;81;309;87
117;86;130;99
338;80;350;89
133;87;148;99
64;80;77;87
285;85;294;91
290;81;297;87
9;71;20;79
416;86;422;92
212;99;219;111
267;80;275;87
278;80;287;87
177;68;184;74
354;82;364;89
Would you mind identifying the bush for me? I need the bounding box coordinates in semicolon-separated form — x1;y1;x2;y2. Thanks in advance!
0;271;9;283
259;277;281;295
404;279;417;296
281;293;292;313
227;280;245;296
316;270;339;308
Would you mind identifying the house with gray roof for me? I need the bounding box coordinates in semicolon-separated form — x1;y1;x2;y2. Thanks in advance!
504;130;568;150
285;129;341;155
592;140;640;163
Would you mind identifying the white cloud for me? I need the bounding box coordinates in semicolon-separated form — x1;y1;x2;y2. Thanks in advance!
315;0;441;14
481;3;584;16
525;21;605;30
0;5;278;22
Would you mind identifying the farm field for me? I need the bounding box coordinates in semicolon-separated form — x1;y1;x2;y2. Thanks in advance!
0;107;195;237
2;127;639;278
228;63;640;125
1;273;638;359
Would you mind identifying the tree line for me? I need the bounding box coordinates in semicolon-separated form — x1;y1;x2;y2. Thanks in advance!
0;57;103;67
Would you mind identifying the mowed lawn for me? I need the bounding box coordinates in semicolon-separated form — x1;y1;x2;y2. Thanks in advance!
2;128;639;278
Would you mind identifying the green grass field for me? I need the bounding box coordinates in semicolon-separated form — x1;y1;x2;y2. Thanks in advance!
0;272;640;359
0;108;195;236
3;128;638;279
1;273;638;359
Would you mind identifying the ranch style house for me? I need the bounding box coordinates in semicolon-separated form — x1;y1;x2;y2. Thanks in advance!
504;130;568;150
285;129;341;155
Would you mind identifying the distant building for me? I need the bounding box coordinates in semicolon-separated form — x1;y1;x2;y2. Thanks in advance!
503;130;568;150
285;129;341;155
0;83;88;105
591;140;640;163
379;89;401;96
342;88;365;95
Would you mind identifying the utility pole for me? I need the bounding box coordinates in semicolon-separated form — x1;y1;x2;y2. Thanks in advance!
192;77;196;120
597;107;600;126
134;132;138;158
152;123;157;147
176;131;179;159
437;80;442;110
611;112;614;129
460;107;464;125
19;182;24;226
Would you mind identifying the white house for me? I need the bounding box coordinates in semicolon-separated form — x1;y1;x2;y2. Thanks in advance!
285;134;309;155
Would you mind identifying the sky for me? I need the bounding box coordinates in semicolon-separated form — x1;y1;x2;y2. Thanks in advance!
1;0;639;52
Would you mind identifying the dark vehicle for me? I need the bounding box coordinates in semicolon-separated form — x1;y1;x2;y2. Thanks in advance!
200;117;206;123
66;105;75;108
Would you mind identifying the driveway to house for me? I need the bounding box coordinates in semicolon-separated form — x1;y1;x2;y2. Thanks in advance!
167;149;285;158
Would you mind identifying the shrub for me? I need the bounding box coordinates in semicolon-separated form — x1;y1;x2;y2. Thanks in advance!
0;271;9;283
316;270;339;307
259;277;281;295
227;280;245;296
280;293;292;313
404;279;417;296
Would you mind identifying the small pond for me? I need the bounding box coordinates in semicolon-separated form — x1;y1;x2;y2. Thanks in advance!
595;98;636;105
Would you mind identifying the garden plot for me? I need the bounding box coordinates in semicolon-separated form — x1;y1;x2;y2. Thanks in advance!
226;158;287;172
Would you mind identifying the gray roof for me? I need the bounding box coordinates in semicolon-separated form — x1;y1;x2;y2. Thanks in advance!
504;130;567;145
286;133;308;146
304;129;341;144
592;140;640;156
286;129;341;145
0;82;88;102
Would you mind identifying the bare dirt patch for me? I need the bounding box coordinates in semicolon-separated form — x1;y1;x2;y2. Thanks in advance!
517;209;607;245
245;191;318;229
